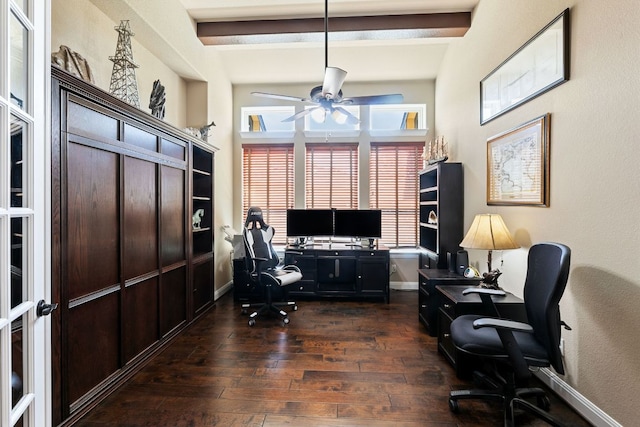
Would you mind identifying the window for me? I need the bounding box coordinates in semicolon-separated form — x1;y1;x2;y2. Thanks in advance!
239;106;295;138
305;143;358;209
370;142;423;248
242;144;294;243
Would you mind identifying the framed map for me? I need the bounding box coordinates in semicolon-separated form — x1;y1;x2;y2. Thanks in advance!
486;114;550;206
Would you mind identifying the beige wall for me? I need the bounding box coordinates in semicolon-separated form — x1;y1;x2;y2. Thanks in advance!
436;0;640;424
51;0;235;292
51;0;187;126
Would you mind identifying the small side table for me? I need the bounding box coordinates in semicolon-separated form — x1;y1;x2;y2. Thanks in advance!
417;269;480;336
436;284;527;378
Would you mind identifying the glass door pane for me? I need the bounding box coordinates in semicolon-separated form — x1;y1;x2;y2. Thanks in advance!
10;11;29;111
10;116;27;208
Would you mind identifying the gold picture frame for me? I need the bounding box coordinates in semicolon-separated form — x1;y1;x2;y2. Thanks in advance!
487;114;550;206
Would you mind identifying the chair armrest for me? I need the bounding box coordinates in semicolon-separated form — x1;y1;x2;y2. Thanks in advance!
462;287;506;297
283;265;301;273
472;318;534;333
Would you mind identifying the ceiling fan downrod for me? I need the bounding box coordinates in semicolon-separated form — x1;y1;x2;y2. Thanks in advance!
324;0;328;70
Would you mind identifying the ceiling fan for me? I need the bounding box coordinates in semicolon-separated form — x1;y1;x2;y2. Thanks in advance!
251;0;404;124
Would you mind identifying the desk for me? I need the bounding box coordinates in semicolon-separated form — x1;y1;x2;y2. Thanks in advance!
418;269;480;336
436;285;526;378
284;243;390;302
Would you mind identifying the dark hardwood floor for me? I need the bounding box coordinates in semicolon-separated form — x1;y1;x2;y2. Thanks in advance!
77;289;591;426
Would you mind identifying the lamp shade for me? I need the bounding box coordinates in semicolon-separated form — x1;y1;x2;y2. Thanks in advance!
460;214;519;250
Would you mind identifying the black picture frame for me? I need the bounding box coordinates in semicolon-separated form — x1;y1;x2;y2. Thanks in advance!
480;9;570;125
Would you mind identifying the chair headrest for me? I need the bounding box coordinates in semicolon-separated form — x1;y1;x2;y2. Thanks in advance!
245;206;267;228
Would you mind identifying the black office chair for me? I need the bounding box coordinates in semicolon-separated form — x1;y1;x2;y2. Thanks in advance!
241;207;302;326
448;242;571;427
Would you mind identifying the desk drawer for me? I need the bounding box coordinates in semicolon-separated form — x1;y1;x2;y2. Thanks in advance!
438;308;455;364
440;297;456;318
289;281;316;294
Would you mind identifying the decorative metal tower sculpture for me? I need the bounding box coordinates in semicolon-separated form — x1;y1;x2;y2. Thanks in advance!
109;20;140;107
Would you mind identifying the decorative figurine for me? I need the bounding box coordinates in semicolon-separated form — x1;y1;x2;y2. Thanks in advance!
109;20;140;107
51;45;95;83
184;121;216;141
424;136;449;165
192;209;205;230
149;80;166;119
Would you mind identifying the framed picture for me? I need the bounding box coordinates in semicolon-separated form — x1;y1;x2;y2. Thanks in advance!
487;114;550;206
480;9;570;125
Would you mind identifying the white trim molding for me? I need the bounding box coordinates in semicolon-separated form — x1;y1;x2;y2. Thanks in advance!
390;281;418;291
535;368;621;427
215;281;234;301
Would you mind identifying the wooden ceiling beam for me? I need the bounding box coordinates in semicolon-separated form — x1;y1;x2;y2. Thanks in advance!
197;12;471;45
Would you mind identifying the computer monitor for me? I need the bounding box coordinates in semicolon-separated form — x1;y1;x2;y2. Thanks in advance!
286;209;334;237
333;209;382;239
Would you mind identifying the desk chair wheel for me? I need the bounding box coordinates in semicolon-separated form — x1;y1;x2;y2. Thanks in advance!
537;395;551;410
448;398;459;413
283;317;290;326
293;305;298;311
248;318;256;327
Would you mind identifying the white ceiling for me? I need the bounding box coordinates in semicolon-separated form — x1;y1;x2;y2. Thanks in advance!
176;0;479;85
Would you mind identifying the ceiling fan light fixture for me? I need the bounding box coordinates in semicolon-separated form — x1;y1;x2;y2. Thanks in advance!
311;107;327;123
332;108;348;124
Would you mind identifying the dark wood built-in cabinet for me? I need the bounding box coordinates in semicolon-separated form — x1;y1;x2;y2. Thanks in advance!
191;144;215;315
51;67;216;425
418;162;463;269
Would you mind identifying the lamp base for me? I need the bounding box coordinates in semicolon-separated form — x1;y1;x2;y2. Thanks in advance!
478;282;502;291
479;269;502;290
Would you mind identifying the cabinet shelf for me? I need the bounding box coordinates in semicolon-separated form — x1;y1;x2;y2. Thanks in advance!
193;168;211;176
192;227;211;233
418;163;463;269
419;222;437;229
420;186;437;193
192;196;210;201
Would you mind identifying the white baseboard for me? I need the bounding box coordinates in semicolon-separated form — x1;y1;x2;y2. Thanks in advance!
214;280;233;300
390;281;418;291
535;368;621;427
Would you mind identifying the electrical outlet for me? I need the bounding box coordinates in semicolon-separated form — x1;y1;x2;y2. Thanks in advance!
559;338;565;356
391;264;397;273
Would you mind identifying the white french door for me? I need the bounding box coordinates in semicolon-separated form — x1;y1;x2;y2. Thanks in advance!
1;0;51;426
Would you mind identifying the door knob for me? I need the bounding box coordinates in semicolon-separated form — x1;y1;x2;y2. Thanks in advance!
36;300;59;317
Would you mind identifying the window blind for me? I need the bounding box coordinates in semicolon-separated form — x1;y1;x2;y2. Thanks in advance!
242;144;294;242
370;142;423;248
305;143;358;209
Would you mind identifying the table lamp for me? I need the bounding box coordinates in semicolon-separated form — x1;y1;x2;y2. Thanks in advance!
460;213;520;289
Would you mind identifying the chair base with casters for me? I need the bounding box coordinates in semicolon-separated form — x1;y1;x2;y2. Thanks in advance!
447;242;571;427
449;361;557;426
241;266;301;326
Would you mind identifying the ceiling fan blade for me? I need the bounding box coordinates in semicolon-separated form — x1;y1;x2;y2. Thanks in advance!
333;106;360;124
251;91;308;103
322;67;347;99
341;93;404;105
282;107;319;122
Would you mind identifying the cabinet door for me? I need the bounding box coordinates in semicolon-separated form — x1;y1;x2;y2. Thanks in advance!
358;256;388;296
285;252;317;295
